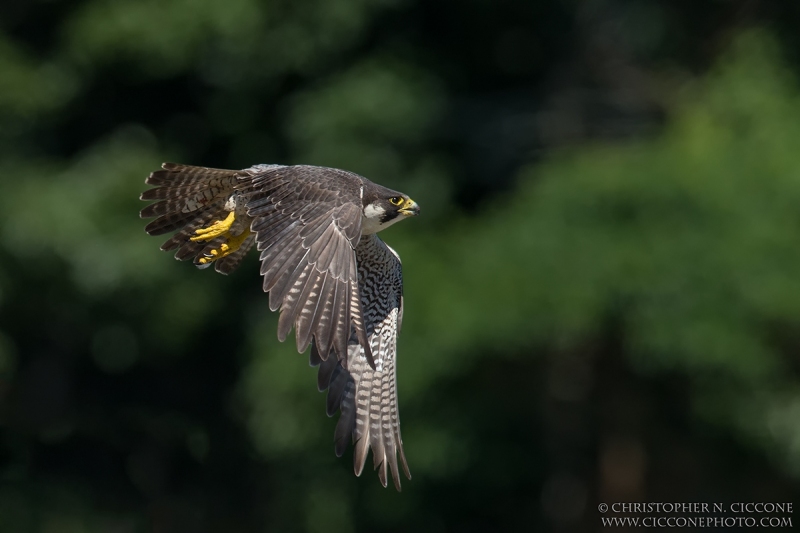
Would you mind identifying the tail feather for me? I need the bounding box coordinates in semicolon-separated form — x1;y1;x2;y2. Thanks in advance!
160;209;220;254
140;162;253;274
145;163;239;186
143;202;221;236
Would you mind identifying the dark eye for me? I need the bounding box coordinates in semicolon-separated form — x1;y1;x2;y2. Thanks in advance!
389;197;404;206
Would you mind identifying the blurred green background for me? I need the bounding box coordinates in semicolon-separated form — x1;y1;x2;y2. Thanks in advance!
2;0;800;531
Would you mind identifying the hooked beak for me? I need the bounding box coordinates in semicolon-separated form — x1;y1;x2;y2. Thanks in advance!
398;198;420;217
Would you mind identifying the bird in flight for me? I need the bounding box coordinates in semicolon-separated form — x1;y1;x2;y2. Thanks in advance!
139;163;420;490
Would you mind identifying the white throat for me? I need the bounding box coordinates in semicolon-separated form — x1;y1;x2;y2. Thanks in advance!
361;203;406;235
361;203;386;235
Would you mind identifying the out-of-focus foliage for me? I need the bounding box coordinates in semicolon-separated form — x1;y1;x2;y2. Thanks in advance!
1;0;799;530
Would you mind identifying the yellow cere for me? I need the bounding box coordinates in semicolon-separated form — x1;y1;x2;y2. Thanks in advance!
397;197;418;215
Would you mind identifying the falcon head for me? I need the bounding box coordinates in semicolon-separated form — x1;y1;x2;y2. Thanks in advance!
361;186;420;235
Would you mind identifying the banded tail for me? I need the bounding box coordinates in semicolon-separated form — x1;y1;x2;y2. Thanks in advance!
139;163;255;274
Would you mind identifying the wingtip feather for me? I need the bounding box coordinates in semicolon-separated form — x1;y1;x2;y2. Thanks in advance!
377;460;388;488
353;437;369;477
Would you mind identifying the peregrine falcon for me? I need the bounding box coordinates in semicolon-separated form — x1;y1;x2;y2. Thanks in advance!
139;163;419;490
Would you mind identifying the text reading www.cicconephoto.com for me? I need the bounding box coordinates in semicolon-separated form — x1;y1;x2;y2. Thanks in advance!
598;503;793;529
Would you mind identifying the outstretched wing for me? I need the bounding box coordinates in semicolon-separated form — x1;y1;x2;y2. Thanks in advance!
140;163;373;364
242;166;374;366
311;234;411;490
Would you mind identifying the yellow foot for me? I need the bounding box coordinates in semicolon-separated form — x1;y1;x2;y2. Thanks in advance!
197;228;251;265
191;211;236;242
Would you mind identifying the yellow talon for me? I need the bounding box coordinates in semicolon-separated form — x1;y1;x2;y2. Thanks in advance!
197;228;251;265
218;230;249;257
191;211;236;242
